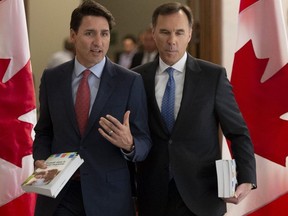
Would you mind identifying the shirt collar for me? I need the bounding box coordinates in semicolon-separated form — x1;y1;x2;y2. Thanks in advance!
74;57;106;78
159;52;187;74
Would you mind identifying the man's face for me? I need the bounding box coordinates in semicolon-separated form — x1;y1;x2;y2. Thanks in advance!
71;16;110;68
153;10;192;65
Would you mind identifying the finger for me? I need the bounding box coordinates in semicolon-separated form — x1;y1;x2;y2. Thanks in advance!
99;117;118;135
106;114;122;129
236;190;249;203
98;128;115;142
34;160;47;169
99;117;110;131
123;110;130;127
223;197;239;204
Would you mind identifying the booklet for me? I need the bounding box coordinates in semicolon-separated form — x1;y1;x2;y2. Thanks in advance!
215;159;237;198
21;152;84;198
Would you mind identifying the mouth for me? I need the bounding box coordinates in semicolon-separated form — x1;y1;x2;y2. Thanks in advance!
90;48;102;54
166;46;177;51
165;49;177;54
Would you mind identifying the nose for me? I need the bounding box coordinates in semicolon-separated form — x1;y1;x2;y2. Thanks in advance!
93;34;102;45
167;34;176;46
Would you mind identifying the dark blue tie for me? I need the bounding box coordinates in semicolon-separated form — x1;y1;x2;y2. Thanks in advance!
161;67;175;132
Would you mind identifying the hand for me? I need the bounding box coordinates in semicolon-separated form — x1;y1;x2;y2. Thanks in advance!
224;183;253;204
34;160;47;169
98;111;134;151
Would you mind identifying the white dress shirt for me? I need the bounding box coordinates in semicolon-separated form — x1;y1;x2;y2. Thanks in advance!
155;52;187;119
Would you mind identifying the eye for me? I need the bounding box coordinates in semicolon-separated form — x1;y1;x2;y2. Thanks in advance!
85;31;93;36
159;30;170;35
101;30;110;37
176;30;185;36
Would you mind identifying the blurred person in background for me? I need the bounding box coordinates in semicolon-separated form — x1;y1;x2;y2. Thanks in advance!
115;34;138;69
131;26;158;68
46;37;75;69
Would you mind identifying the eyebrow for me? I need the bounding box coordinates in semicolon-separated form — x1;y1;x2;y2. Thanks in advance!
84;29;110;33
158;28;186;32
101;29;110;33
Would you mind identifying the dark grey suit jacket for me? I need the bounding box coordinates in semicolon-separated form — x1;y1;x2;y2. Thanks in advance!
133;55;256;216
33;58;151;216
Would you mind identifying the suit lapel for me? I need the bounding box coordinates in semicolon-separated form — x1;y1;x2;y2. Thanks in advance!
85;59;117;135
173;55;202;132
142;56;202;136
143;62;159;114
142;61;170;135
62;61;81;135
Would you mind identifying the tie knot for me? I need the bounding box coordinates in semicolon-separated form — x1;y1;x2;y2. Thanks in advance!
165;67;174;77
82;69;91;78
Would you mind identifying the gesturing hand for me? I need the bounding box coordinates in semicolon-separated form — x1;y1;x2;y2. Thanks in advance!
98;111;134;152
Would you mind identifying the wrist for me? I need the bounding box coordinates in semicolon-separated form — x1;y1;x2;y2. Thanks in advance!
124;144;135;153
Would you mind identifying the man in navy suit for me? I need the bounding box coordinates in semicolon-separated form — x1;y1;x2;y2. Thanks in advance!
33;1;151;216
133;2;256;216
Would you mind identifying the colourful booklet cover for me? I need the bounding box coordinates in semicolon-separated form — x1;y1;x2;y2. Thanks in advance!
21;152;84;198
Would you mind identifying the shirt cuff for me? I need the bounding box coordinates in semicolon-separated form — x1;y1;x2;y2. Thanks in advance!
121;145;135;160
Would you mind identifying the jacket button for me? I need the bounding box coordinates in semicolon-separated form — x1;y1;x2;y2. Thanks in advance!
168;139;173;145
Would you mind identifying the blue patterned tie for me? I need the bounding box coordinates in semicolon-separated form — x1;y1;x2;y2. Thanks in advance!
161;67;175;132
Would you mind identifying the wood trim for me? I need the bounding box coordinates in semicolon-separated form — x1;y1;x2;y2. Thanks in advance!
24;0;29;30
187;0;222;64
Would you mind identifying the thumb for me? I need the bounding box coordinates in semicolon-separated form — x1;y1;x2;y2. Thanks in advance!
35;160;47;169
123;110;130;127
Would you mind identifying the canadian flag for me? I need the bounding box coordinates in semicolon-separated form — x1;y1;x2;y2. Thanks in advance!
227;0;288;215
0;0;36;215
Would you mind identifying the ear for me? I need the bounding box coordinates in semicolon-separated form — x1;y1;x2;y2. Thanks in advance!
188;28;193;43
152;28;156;40
70;29;76;42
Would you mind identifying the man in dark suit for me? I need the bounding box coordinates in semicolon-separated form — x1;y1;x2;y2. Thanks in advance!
33;1;151;216
132;2;256;216
130;26;158;68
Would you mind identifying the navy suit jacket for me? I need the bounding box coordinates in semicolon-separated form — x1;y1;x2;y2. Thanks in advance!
33;58;151;216
133;55;256;216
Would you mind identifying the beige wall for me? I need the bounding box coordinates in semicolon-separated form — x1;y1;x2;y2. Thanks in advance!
29;0;81;106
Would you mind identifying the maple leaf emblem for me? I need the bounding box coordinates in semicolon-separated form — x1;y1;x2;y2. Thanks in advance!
231;40;288;166
0;58;36;168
